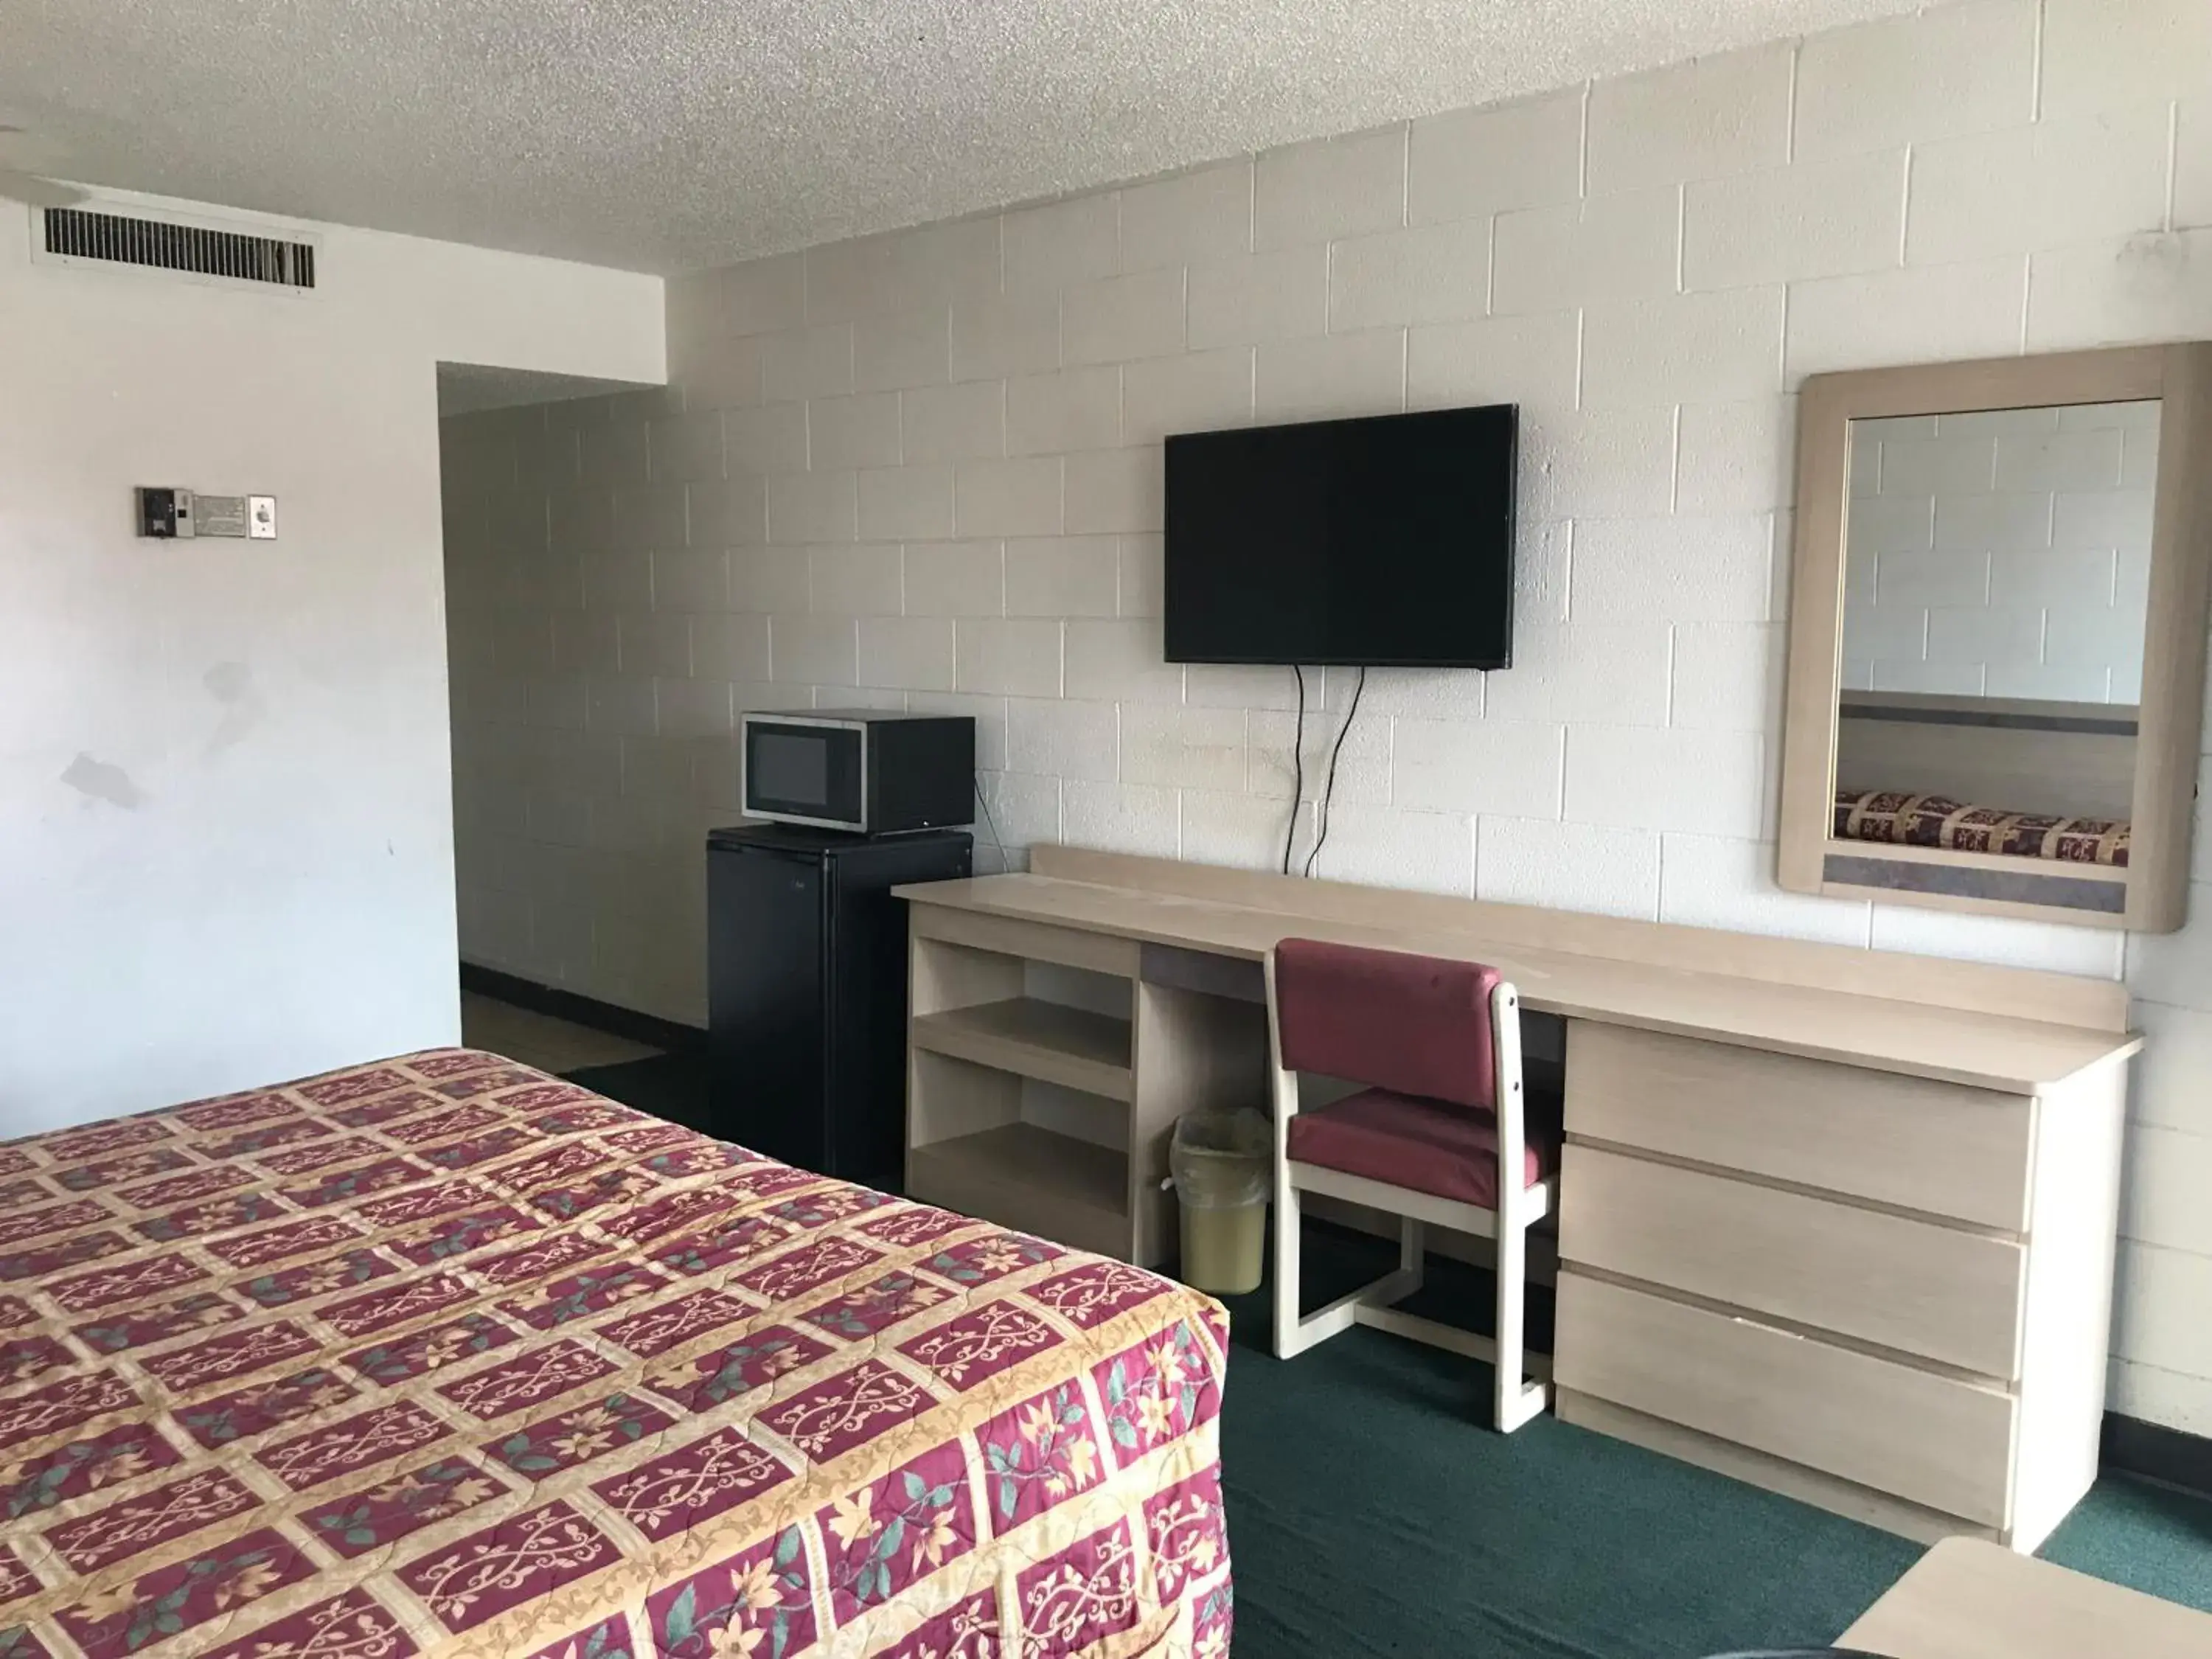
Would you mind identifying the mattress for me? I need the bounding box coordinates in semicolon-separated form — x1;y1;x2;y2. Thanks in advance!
1833;788;2131;867
0;1051;1231;1659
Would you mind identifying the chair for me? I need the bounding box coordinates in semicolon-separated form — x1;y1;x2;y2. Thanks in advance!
1266;937;1556;1431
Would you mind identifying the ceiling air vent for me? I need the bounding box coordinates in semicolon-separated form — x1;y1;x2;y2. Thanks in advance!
38;206;317;290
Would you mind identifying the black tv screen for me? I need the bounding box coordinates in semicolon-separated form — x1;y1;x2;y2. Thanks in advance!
1164;404;1517;669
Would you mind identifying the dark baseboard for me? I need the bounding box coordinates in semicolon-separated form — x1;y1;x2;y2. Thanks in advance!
460;962;707;1057
2102;1411;2212;1500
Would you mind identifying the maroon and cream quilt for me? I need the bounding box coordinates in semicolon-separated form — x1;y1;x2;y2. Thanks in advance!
1833;787;2132;867
0;1051;1231;1659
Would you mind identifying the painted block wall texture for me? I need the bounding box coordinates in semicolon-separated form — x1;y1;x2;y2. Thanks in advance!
441;0;2212;1431
1843;401;2159;702
0;189;664;1134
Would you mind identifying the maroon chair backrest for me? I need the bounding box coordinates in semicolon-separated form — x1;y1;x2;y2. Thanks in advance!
1273;937;1502;1110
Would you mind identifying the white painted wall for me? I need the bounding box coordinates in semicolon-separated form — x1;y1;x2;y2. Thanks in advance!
442;0;2212;1433
1843;401;2160;703
0;189;663;1134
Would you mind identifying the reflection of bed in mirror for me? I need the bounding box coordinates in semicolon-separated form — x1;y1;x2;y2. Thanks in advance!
1832;691;2135;867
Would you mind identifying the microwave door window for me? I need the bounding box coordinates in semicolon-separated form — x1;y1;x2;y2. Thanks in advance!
756;733;830;805
748;725;864;824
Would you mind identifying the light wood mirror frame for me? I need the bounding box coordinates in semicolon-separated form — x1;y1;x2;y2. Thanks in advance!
1778;344;2212;931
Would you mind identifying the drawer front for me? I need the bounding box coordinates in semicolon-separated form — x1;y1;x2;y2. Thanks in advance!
1567;1023;2034;1231
1557;1270;2017;1527
1560;1145;2028;1379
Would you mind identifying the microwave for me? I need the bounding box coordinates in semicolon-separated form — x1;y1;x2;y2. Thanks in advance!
740;711;975;835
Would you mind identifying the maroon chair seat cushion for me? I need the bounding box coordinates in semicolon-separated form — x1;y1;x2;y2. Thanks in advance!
1285;1086;1559;1211
1275;938;1502;1110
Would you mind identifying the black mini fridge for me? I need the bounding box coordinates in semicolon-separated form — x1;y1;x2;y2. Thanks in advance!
706;824;972;1191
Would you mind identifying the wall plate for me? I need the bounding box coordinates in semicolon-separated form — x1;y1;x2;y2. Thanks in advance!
195;494;249;537
248;495;277;539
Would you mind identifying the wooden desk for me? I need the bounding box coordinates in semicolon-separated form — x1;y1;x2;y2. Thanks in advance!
899;865;2130;1092
896;846;2140;1555
1840;1538;2212;1658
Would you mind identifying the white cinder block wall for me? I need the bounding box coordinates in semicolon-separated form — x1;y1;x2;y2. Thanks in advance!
1843;402;2159;702
441;0;2212;1433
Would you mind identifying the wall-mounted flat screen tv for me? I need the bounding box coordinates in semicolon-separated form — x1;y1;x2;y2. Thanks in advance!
1164;403;1517;669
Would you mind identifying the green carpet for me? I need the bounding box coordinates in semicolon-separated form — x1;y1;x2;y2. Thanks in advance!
2040;1475;2212;1611
570;1054;2212;1655
1208;1232;1918;1658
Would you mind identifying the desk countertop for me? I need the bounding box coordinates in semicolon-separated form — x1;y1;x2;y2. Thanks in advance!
897;873;2140;1095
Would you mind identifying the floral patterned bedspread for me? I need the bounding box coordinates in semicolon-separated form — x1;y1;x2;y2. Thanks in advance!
1833;787;2130;866
0;1051;1231;1659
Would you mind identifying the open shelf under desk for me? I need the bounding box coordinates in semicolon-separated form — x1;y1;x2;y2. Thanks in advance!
907;1121;1130;1259
911;997;1134;1101
907;897;1276;1265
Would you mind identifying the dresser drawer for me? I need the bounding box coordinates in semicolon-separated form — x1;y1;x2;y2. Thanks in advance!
1566;1023;2034;1231
1557;1270;2016;1527
1560;1144;2027;1379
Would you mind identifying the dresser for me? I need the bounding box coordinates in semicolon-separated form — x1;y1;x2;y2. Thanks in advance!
1553;1023;2124;1553
895;846;2138;1553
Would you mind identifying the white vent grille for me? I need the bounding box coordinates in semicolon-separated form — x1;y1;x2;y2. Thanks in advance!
40;206;316;289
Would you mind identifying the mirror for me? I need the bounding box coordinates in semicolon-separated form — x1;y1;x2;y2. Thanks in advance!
1776;344;2212;931
1834;400;2157;871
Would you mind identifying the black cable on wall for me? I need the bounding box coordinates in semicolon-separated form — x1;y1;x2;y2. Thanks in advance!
1282;664;1307;875
1304;665;1366;879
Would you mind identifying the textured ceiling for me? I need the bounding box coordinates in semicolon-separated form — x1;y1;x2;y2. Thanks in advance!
6;0;1931;275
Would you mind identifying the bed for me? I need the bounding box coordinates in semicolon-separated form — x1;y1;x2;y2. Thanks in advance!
1833;788;2132;867
0;1051;1231;1659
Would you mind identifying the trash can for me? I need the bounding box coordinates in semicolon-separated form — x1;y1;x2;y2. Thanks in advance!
1167;1108;1272;1295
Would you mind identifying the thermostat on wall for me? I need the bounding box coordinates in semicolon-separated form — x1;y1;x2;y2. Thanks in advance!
136;487;193;538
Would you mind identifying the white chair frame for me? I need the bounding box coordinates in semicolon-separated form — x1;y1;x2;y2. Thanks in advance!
1266;951;1553;1432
